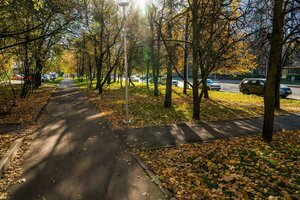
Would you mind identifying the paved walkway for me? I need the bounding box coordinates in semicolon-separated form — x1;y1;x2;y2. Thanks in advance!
125;114;300;149
9;80;166;200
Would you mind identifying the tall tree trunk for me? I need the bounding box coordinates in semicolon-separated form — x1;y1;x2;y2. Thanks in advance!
21;29;30;98
164;0;173;108
262;0;284;142
192;1;200;120
183;14;190;95
153;20;161;97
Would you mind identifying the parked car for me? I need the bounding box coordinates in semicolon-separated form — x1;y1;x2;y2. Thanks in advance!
11;74;22;80
199;79;221;91
24;75;34;82
172;80;179;86
49;74;56;81
279;85;293;98
41;74;50;82
161;77;179;86
131;76;141;82
239;78;292;98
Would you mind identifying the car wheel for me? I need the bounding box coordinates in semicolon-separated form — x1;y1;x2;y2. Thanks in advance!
281;95;287;98
243;89;250;95
207;86;210;90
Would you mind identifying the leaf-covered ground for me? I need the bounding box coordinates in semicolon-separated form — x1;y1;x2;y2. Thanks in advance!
137;130;300;199
74;79;300;129
0;123;40;200
0;84;56;124
0;134;24;159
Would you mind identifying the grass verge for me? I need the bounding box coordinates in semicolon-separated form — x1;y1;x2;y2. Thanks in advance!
45;77;63;85
137;130;300;199
73;79;300;129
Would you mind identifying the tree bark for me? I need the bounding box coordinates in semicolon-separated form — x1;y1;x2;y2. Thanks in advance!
275;70;282;109
202;74;209;99
164;0;173;108
192;1;200;120
146;60;149;90
34;58;43;89
183;13;190;95
262;0;284;142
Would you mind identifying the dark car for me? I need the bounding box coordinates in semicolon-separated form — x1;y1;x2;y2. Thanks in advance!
239;78;292;98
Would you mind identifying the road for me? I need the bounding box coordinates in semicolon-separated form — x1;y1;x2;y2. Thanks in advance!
175;79;300;100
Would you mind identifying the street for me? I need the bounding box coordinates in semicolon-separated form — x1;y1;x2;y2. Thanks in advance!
175;79;300;100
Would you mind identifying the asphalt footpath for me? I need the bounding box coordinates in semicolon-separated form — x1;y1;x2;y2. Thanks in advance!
8;79;166;200
125;114;300;150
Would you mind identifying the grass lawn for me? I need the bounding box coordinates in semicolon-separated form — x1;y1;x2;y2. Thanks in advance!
45;77;63;85
74;79;300;129
137;130;300;199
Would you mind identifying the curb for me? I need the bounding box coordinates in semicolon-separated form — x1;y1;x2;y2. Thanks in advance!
31;81;62;123
0;122;22;126
131;153;177;200
0;138;24;178
287;85;300;88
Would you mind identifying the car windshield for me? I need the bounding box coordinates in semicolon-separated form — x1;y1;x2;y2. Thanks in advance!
206;79;214;84
280;84;288;89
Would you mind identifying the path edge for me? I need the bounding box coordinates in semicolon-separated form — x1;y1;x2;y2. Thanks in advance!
0;138;24;178
32;81;62;122
131;153;177;200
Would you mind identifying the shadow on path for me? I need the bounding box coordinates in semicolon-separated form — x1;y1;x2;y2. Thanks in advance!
9;79;165;200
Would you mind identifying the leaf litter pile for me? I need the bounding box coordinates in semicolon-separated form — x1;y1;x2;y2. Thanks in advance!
138;130;300;199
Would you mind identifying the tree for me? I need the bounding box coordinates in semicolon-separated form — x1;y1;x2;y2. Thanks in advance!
262;0;284;142
164;0;175;108
189;0;256;120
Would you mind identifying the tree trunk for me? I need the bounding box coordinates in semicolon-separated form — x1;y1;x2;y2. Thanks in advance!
262;0;284;142
275;70;281;109
113;68;117;83
164;1;173;108
146;60;149;90
35;72;42;89
149;13;160;97
21;31;30;98
192;1;200;120
183;14;190;95
202;75;209;99
88;55;93;88
96;59;103;93
34;58;42;89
